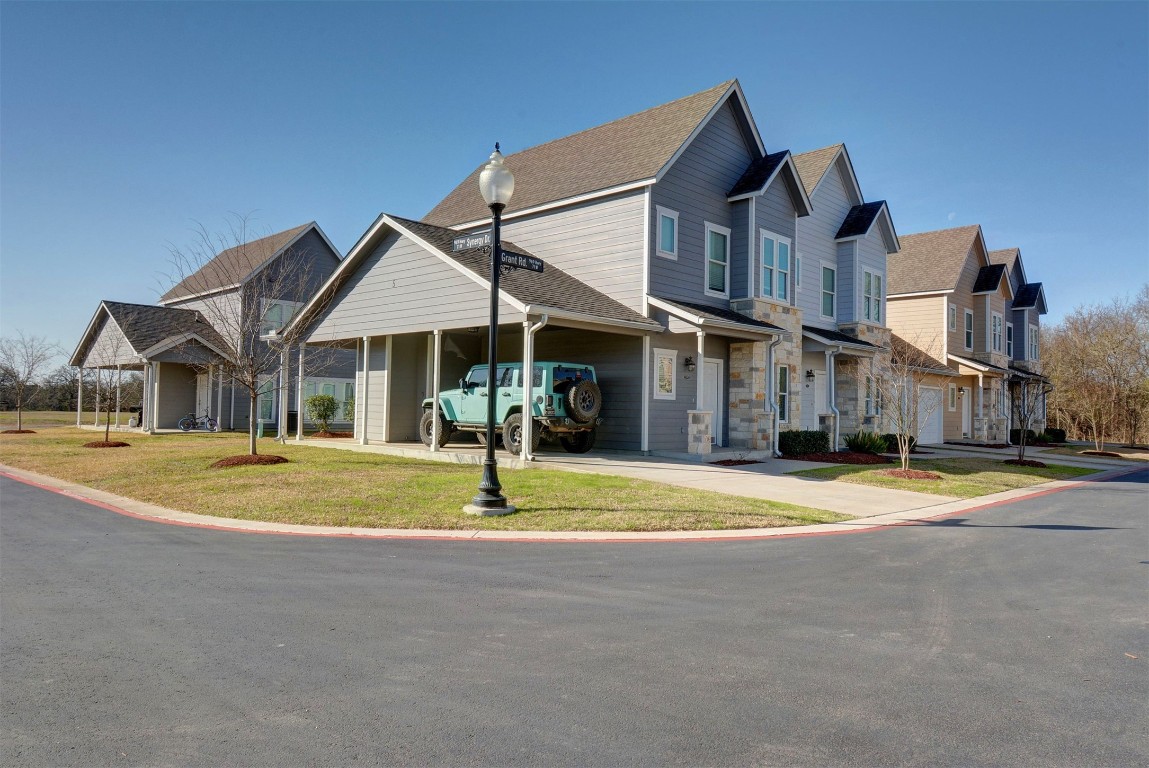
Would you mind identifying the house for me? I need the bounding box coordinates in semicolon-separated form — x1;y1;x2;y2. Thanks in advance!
989;246;1050;432
71;222;351;432
885;224;1017;443
289;80;905;457
791;144;900;446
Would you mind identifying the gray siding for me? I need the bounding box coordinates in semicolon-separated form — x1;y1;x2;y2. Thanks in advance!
649;101;755;307
386;334;422;442
499;190;647;312
86;317;138;367
796;160;855;328
166;291;243;351
364;336;389;442
730;199;750;300
646;325;729;451
855;229;889;327
751;180;798;303
836;241;856;324
155;362;197;428
307;230;523;342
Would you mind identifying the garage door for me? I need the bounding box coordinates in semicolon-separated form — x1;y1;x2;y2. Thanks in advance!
917;387;943;444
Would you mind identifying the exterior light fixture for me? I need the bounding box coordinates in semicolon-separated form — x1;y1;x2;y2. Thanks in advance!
684;356;696;373
806;369;816;381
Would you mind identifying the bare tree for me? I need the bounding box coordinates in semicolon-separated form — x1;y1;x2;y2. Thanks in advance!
0;331;61;431
872;334;947;471
1009;368;1054;462
164;216;336;456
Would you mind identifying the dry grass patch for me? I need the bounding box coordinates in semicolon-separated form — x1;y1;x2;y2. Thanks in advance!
1041;444;1148;462
0;429;846;532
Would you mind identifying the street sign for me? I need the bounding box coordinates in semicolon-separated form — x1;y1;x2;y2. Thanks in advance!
452;232;491;251
501;251;545;273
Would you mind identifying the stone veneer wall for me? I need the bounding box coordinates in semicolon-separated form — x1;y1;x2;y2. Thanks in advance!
729;299;804;450
836;324;893;440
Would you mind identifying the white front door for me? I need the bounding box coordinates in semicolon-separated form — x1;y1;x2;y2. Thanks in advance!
814;372;828;416
702;359;723;446
961;388;972;438
195;373;211;417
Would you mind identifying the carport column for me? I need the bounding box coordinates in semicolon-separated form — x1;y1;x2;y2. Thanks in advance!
216;367;224;431
93;372;100;426
151;362;160;431
141;364;150;432
431;330;442;452
75;368;83;426
696;331;706;412
977;372;984;440
296;344;305;441
641;336;650;453
115;365;121;428
278;348;289;440
521;316;547;461
359;336;370;445
382;336;393;443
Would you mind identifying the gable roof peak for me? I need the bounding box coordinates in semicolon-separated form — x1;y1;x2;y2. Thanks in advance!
887;224;988;295
793;143;847;198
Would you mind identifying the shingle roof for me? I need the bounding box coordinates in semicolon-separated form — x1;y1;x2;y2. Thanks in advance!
972;263;1007;294
654;297;782;333
802;325;880;349
727;150;790;197
1013;282;1044;309
72;301;233;366
160;223;313;303
389;216;662;330
890;334;954;375
835;201;888;239
988;247;1020;275
423;81;737;226
792;144;842;197
887;225;982;295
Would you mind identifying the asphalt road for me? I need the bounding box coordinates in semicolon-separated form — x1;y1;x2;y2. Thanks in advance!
2;470;1146;767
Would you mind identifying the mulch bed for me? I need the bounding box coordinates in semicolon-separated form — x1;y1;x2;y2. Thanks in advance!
311;431;355;439
1082;450;1123;458
1003;458;1047;468
879;468;943;480
709;459;764;466
1;429;36;434
82;441;131;448
791;451;892;465
210;454;290;469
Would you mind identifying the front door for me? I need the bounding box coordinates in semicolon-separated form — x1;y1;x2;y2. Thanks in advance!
961;387;972;438
702;359;722;446
814;371;828;417
195;373;211;417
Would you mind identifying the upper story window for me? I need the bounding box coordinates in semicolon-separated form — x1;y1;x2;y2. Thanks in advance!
260;299;303;337
1006;323;1014;357
863;270;883;323
949;304;957;331
991;313;1003;353
821;265;836;319
760;230;790;301
705;222;730;297
964;309;974;350
1029;325;1039;359
656;207;678;260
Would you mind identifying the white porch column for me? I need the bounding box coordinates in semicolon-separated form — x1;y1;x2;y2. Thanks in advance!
296;344;305;441
696;331;706;410
76;368;83;427
229;376;235;431
359;336;370;445
140;364;150;432
151;362;161;431
93;372;100;426
431;330;442;453
216;367;224;430
522;322;533;460
115;366;122;428
382;336;393;443
641;336;651;453
278;348;289;440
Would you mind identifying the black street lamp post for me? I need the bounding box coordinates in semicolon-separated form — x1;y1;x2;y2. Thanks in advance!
465;144;516;516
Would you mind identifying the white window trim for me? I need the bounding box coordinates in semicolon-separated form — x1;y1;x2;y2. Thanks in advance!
653;348;677;400
991;312;1003;353
948;303;957;331
964;309;974;351
1006;322;1014;358
794;253;802;289
260;298;304;336
862;269;884;324
820;262;837;320
655;206;678;260
759;228;792;303
948;383;957;412
1029;324;1039;360
704;222;731;298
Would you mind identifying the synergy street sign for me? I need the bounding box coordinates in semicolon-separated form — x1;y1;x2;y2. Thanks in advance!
500;251;545;273
452;232;492;251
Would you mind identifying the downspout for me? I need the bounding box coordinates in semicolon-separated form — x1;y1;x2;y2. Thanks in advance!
826;345;842;451
521;313;549;461
767;334;784;457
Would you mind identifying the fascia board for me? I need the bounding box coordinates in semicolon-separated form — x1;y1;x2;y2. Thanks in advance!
235;224;315;291
159;283;242;306
834;146;865;205
70;302;114;366
806;145;844;200
654;82;747;184
888;289;954;298
140;332;235;363
522;304;663;335
449;180;653;230
647;296;779;340
726;154;813;217
801;329;877;353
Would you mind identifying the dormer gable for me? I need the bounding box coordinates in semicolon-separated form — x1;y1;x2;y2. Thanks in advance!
793;144;863;207
726;150;813;216
835;200;900;253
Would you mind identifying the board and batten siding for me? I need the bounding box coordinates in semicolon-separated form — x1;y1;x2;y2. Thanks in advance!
886;295;947;360
498;190;646;313
795;159;855;328
750;179;798;303
306;231;525;343
649;101;755;307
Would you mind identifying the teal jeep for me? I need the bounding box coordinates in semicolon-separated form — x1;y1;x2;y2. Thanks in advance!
419;362;602;454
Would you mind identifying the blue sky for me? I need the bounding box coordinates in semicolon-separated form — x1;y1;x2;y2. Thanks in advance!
2;1;1146;361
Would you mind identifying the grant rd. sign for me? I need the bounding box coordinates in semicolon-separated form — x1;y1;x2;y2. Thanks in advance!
500;251;545;273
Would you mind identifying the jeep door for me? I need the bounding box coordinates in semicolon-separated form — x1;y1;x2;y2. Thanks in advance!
458;366;490;424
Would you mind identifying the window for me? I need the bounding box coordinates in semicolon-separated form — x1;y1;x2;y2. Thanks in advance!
948;383;957;411
1006;323;1014;357
821;265;836;318
964;310;974;350
260;299;303;336
865;376;882;417
654;348;677;400
656;207;678;259
949;304;957;331
992;313;1003;353
1029;325;1039;359
760;230;791;301
777;365;789;422
863;270;883;323
705;223;730;296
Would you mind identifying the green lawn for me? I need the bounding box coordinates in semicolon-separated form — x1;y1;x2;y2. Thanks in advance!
789;457;1096;498
0;429;846;532
1;410;88;429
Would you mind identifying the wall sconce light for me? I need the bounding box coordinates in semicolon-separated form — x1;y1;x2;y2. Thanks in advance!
806;369;816;381
684;356;697;373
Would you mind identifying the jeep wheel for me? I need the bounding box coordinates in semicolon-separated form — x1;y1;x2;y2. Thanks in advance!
566;379;602;423
418;410;451;448
502;413;540;455
559;429;596;454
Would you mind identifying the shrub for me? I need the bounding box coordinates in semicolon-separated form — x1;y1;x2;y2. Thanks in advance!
882;433;917;453
305;394;338;433
1010;428;1038;445
342;395;355;421
779;430;830;456
844;430;888;455
1044;427;1067;443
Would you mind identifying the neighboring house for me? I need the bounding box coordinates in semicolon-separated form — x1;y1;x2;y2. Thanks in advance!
989;246;1050;432
791;144;900;446
886;224;1016;443
71;222;351;432
290;80;831;456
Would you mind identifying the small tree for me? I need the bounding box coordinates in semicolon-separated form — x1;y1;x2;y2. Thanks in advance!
342;394;355;422
873;334;946;471
305;394;338;433
1010;368;1054;462
0;331;61;431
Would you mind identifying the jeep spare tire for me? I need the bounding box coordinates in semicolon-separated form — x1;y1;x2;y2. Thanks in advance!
565;379;602;423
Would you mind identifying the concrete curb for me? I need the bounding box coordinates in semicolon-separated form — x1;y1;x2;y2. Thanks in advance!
2;463;1141;544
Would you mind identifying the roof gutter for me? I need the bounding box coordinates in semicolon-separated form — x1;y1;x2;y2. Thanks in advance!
521;304;662;333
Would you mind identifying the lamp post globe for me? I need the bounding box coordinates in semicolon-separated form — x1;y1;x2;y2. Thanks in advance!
466;143;516;515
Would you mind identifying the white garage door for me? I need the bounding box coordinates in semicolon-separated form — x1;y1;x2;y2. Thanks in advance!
917;387;943;444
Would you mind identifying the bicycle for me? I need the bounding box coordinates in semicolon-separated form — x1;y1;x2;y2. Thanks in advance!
177;412;219;432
